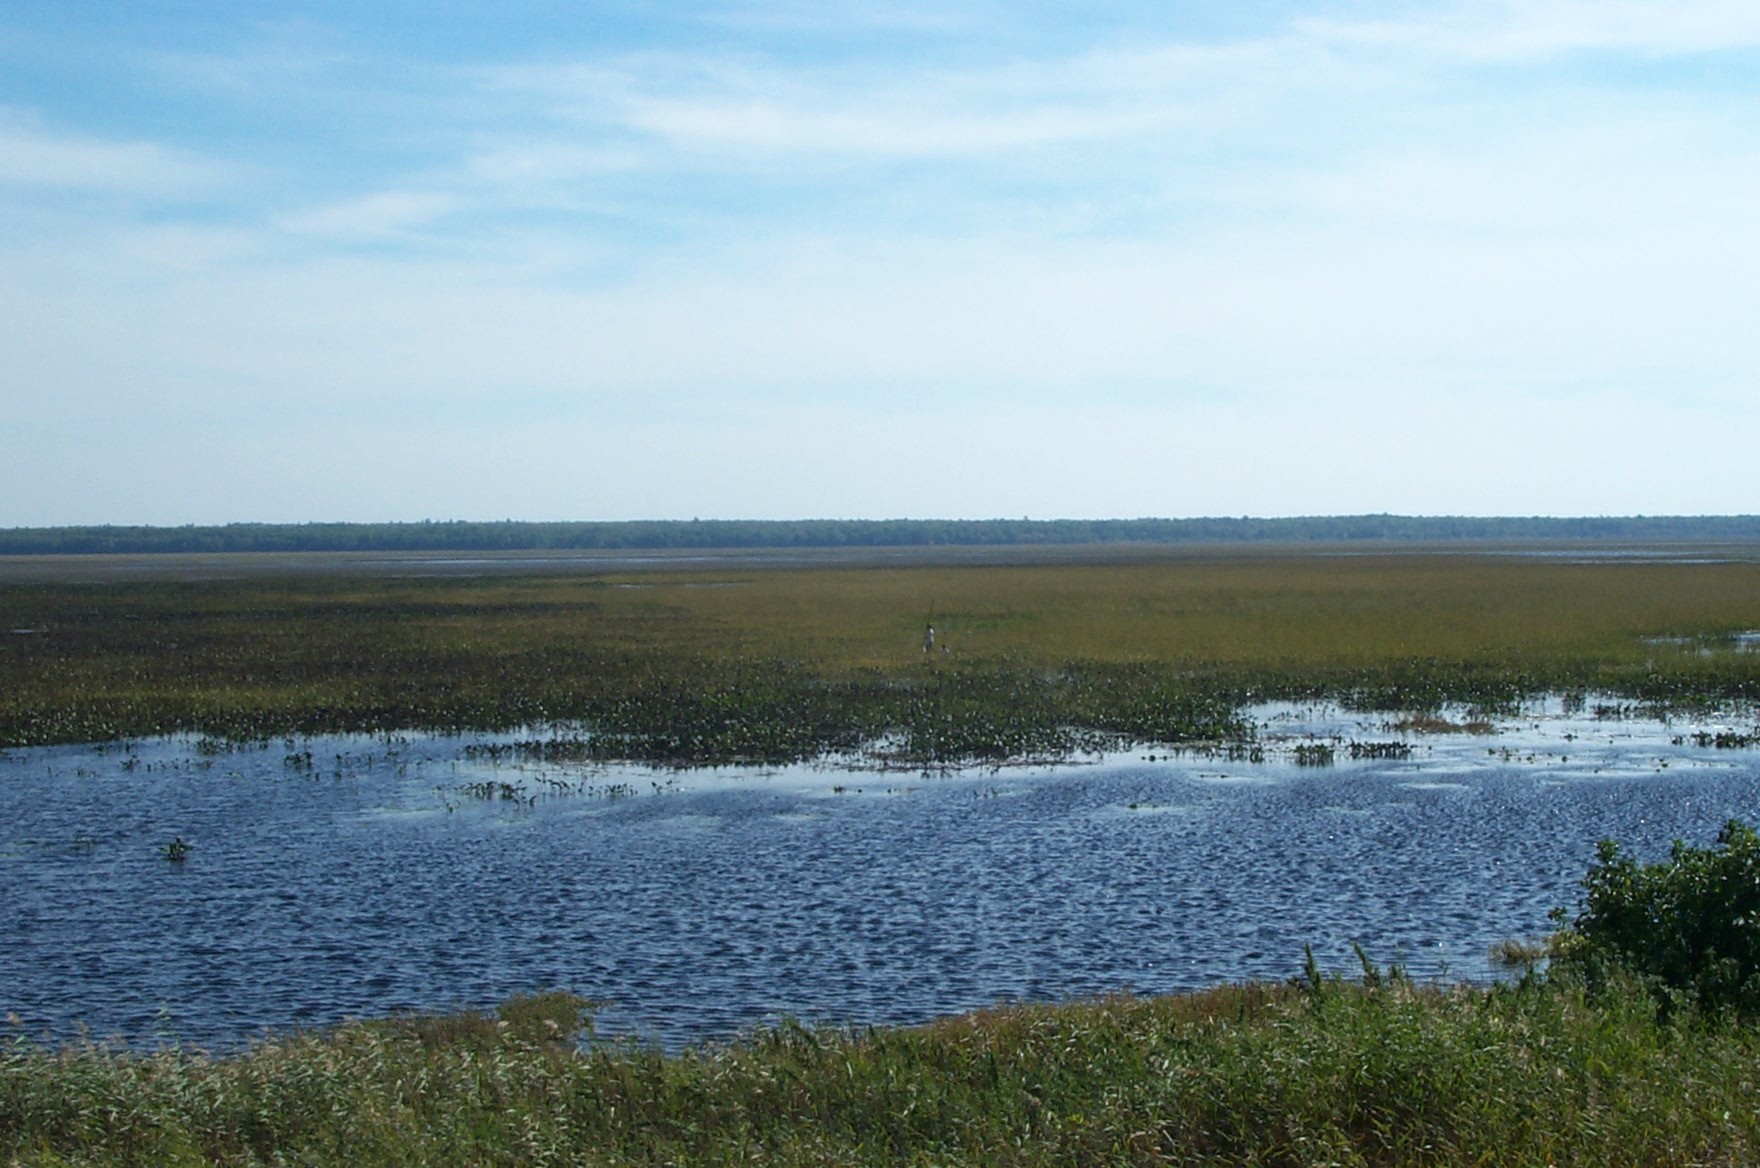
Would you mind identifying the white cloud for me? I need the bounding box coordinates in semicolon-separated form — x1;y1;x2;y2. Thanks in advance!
623;94;1168;156
276;190;460;240
699;1;982;36
465;142;645;185
466;1;1760;185
474;42;1268;167
0;111;226;194
142;31;367;100
1306;0;1760;63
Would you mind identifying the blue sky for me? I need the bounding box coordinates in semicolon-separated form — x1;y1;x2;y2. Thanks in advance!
3;1;1758;525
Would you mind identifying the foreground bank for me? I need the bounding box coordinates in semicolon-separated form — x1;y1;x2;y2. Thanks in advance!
5;973;1758;1167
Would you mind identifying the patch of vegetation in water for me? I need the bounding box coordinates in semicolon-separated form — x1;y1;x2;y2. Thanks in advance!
1348;740;1414;760
1;554;1757;764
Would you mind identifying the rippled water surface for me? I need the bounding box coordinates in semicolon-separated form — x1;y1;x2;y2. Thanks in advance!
4;700;1759;1049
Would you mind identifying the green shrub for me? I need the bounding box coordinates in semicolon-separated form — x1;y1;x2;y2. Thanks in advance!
1556;819;1760;1018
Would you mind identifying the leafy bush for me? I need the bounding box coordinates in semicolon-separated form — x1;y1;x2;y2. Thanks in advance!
1556;819;1760;1018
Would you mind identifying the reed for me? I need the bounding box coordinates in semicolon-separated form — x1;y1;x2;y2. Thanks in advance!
5;974;1757;1166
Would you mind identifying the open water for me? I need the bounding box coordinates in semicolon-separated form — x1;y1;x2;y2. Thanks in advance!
3;699;1758;1050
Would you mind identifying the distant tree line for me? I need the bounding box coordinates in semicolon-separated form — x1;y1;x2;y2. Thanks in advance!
3;515;1759;556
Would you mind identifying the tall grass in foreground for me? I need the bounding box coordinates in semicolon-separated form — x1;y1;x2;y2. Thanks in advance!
5;976;1759;1166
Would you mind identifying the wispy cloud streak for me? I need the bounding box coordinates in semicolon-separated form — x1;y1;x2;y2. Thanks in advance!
0;111;228;194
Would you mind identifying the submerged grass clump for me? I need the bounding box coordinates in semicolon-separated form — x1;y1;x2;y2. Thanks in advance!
2;552;1758;763
6;975;1760;1166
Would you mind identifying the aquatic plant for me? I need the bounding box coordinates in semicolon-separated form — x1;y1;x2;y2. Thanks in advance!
1689;730;1760;749
1348;740;1414;760
2;554;1757;765
459;780;531;804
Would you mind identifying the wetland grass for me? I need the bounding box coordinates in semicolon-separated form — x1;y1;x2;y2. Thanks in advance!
7;975;1760;1166
2;553;1757;763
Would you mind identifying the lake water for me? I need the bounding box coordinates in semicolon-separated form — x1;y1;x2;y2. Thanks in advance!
3;699;1758;1050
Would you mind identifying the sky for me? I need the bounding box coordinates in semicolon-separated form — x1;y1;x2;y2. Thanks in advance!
3;0;1758;526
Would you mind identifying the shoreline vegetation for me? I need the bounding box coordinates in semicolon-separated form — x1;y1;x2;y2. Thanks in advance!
3;550;1758;761
7;969;1760;1165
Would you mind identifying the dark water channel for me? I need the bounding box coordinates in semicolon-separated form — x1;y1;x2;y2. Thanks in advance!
3;702;1759;1050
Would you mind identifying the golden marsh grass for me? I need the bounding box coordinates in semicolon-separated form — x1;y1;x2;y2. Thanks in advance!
2;551;1756;759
